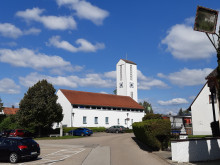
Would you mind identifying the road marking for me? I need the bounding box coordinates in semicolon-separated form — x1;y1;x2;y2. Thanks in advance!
17;148;85;165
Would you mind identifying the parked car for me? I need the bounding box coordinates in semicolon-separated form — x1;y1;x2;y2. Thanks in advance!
1;130;12;137
9;129;34;137
0;137;40;163
106;125;127;133
68;128;93;136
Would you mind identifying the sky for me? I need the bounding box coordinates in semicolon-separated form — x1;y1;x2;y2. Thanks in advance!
0;0;219;115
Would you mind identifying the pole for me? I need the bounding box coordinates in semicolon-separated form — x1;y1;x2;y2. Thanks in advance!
211;88;216;123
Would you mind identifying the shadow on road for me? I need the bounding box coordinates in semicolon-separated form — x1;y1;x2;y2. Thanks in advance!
131;137;153;152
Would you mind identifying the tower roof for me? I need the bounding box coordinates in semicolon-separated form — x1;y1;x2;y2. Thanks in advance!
121;59;137;65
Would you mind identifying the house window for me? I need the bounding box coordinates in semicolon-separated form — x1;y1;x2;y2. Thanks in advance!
209;94;217;104
83;116;87;124
131;119;133;124
118;118;120;125
130;65;133;80
120;65;123;81
105;117;109;124
125;119;127;124
94;117;98;124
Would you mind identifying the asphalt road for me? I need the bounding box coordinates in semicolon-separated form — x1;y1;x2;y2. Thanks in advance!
0;133;169;165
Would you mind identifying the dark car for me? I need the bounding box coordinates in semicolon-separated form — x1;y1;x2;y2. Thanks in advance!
9;129;34;138
106;125;127;133
0;137;40;163
1;130;12;137
69;128;93;136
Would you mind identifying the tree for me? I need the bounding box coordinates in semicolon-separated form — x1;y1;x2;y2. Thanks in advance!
16;80;63;136
178;108;184;116
142;113;162;121
139;101;153;114
177;108;191;116
0;115;18;131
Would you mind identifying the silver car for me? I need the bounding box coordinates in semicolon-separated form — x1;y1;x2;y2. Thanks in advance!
106;125;126;133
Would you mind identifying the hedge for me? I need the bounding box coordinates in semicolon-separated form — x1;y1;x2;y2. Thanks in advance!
132;119;171;151
63;127;106;133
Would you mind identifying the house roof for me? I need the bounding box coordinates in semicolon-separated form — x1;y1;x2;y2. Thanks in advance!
206;68;217;80
3;107;19;115
121;59;137;65
60;89;144;110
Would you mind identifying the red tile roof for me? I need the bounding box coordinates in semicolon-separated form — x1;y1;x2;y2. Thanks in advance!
3;107;19;115
60;89;144;110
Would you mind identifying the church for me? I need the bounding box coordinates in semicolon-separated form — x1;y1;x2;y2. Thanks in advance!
55;59;145;128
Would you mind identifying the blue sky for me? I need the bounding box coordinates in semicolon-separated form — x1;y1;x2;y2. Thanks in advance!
0;0;219;115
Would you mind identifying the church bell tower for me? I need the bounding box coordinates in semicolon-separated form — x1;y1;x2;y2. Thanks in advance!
116;59;138;102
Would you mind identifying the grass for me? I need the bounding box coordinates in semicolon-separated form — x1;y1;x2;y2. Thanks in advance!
34;135;83;140
188;135;212;138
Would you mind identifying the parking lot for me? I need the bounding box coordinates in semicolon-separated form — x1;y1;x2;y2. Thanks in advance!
0;133;168;165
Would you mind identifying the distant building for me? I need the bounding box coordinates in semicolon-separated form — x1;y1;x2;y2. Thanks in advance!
0;107;19;115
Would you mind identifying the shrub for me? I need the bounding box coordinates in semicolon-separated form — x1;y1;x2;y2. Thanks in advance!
133;119;171;151
142;113;162;121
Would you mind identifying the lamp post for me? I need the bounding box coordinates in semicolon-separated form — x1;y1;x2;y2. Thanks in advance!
194;6;219;136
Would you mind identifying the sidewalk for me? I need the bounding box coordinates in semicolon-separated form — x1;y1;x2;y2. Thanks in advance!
153;150;220;165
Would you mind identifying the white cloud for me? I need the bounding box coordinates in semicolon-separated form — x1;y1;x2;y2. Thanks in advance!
161;23;216;60
19;72;115;88
16;8;77;30
138;79;168;90
0;23;22;38
23;28;41;35
158;98;188;106
0;48;73;72
160;68;213;86
0;23;41;38
56;0;109;25
47;36;105;53
104;71;116;79
0;78;20;94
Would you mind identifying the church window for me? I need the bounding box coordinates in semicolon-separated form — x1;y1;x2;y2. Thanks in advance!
94;117;98;124
131;92;133;99
83;116;87;124
105;117;109;124
118;118;120;124
120;65;122;81
130;65;133;80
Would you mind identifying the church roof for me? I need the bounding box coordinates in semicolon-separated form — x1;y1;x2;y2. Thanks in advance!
121;59;137;65
206;68;217;80
60;89;144;110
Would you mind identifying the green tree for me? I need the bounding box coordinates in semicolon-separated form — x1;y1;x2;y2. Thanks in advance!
178;108;184;116
142;113;162;121
0;115;18;131
16;80;63;136
139;101;153;114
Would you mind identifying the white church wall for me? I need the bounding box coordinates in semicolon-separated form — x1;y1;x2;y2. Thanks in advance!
71;107;144;128
55;90;73;128
191;84;219;135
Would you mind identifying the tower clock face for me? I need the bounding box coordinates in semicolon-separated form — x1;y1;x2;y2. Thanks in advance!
130;82;134;88
119;82;123;88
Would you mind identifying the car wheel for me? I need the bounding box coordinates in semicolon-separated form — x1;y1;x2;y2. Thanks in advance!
9;152;19;163
116;130;119;134
81;133;84;136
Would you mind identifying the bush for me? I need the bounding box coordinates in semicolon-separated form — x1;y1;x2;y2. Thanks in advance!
142;113;162;121
133;119;171;151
